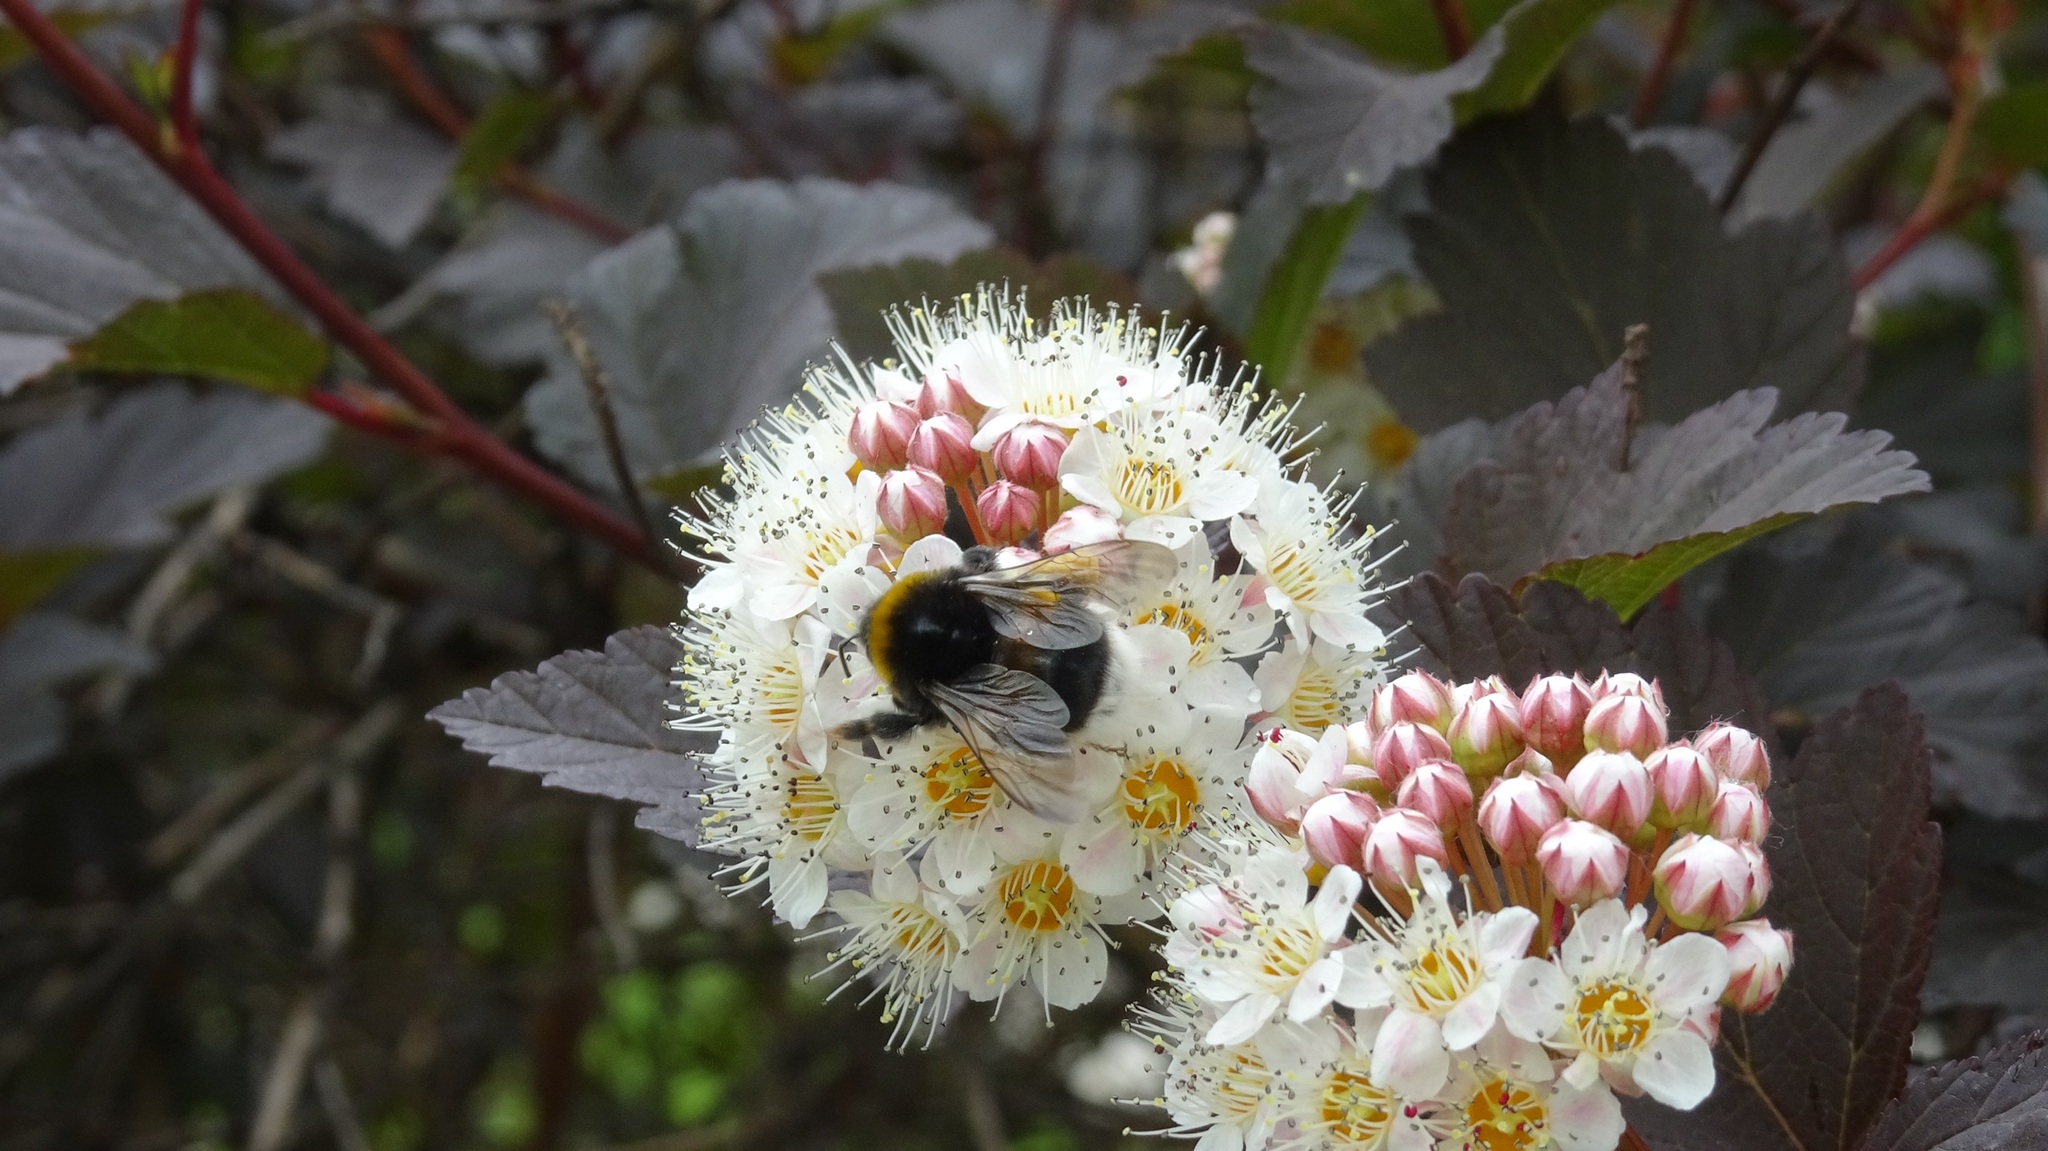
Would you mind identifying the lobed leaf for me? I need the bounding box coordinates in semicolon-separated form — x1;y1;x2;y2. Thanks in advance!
269;94;458;250
0;611;153;780
0;128;287;393
1733;65;1943;221
819;247;1141;366
450;89;557;205
523;178;991;493
64;288;329;396
1628;685;1943;1151
1859;1030;2048;1150
1365;111;1865;431
428;626;711;845
1243;23;1504;205
1451;0;1621;121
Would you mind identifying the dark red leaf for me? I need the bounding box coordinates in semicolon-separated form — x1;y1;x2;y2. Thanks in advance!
1859;1030;2048;1151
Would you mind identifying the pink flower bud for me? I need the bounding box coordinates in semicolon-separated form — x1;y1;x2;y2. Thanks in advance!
1737;841;1771;915
1592;672;1663;706
1536;819;1630;905
1368;671;1455;738
1247;728;1321;834
1583;693;1668;758
1371;722;1454;792
1563;751;1652;838
907;412;979;482
1520;674;1593;767
1653;833;1751;931
848;400;920;471
1363;808;1449;889
1345;721;1376;765
918;368;984;421
1396;759;1474;830
1707;778;1770;843
991;420;1067;491
1717;919;1794;1013
1644;745;1718;831
994;545;1040;568
1302;791;1379;872
1041;505;1121;553
1448;689;1525;779
876;467;951;540
1693;723;1772;791
1502;747;1556;778
1478;773;1569;864
976;480;1040;545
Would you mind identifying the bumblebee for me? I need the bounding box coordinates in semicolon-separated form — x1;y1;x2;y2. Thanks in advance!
837;540;1178;822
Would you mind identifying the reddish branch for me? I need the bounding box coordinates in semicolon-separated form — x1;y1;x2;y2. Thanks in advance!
1429;0;1473;59
168;0;202;146
1632;0;1702;127
1852;178;2007;290
364;27;630;244
0;0;659;567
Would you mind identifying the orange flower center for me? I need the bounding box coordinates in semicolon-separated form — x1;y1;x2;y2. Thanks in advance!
997;861;1075;933
1121;757;1200;833
1460;1077;1549;1151
1319;1059;1396;1146
1572;980;1656;1060
783;769;837;841
924;746;996;816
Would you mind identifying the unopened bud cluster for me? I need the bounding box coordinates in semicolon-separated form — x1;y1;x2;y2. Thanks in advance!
1145;670;1793;1151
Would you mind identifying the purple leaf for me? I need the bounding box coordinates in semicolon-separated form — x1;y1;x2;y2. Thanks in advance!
1859;1030;2048;1151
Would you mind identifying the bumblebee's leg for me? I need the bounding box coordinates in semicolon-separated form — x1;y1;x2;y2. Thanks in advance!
834;708;928;744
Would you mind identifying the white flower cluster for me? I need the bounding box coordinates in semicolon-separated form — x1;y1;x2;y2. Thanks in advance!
1137;672;1796;1151
676;291;1389;1043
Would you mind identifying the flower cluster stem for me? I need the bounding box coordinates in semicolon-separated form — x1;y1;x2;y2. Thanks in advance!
1457;812;1505;912
0;0;661;570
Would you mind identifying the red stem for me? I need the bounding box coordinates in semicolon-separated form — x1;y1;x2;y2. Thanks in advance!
1852;179;2008;291
1632;0;1701;127
0;0;658;567
1429;0;1473;59
168;0;201;146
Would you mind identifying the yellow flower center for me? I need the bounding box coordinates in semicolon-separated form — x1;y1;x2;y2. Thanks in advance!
1460;1077;1549;1151
1258;919;1323;982
1122;757;1200;834
997;861;1076;933
1213;1047;1269;1121
761;656;804;731
884;903;952;963
1113;455;1187;516
1394;942;1483;1017
924;746;996;816
783;769;837;842
800;520;864;581
1572;980;1657;1060
1320;1058;1396;1147
1139;601;1214;662
1283;661;1346;732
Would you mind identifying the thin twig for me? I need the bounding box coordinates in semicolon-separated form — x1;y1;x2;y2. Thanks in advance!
0;0;659;567
1716;0;1870;215
1631;0;1702;127
167;0;203;146
594;22;684;145
1428;0;1472;59
588;807;639;970
143;718;337;868
267;0;639;40
1618;323;1649;471
543;298;671;573
1852;177;2008;290
87;486;255;716
248;993;322;1151
235;533;404;684
314;1060;375;1151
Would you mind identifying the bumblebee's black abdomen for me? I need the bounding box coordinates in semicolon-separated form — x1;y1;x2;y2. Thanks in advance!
866;576;998;691
999;638;1111;732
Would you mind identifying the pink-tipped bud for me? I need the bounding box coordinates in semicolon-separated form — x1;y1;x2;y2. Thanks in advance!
876;467;950;540
1717;920;1794;1013
1345;721;1377;766
848;400;920;471
918;368;984;421
1502;747;1556;778
1653;833;1751;931
1363;807;1449;889
1302;791;1379;872
1521;674;1593;767
991;420;1067;491
1537;819;1631;905
1247;728;1321;834
1593;672;1663;705
1371;722;1454;792
1478;773;1569;864
1448;689;1525;779
1368;671;1455;738
1737;841;1771;915
1563;750;1652;838
1644;745;1718;831
1693;723;1772;791
1041;504;1121;553
1707;778;1770;843
976;480;1040;545
907;412;979;482
1396;759;1473;830
1583;693;1668;758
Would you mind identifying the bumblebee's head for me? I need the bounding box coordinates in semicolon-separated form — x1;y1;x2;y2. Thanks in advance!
860;571;996;690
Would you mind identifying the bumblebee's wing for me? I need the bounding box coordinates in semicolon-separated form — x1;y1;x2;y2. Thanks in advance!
960;540;1179;650
923;664;1090;823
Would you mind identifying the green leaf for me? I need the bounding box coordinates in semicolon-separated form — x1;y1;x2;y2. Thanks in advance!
0;548;96;629
1979;78;2048;173
1265;0;1517;69
451;89;556;205
65;288;328;395
1453;0;1621;121
1241;195;1367;386
1531;513;1802;619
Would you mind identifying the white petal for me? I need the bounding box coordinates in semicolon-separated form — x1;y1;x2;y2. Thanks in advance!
1038;927;1107;1010
1310;609;1384;653
1189;470;1260;521
1227;515;1269;571
1440;980;1500;1051
1061;820;1144;897
750;580;815;621
1562;1050;1602;1089
1369;1009;1450;1099
1060;472;1121;515
1478;907;1540;969
768;857;827;929
1498;958;1570;1042
933;823;996;895
1194;1125;1245;1151
1633;1029;1717;1110
1206;992;1281;1047
1335;948;1394;1009
1288;956;1345;1021
1551;1080;1626;1150
1561;899;1635;980
686;562;745;611
1127;516;1205;549
1311;866;1362;940
1646;932;1733;1016
899;533;964;575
